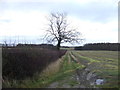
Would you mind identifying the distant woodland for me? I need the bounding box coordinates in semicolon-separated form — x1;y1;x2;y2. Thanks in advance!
2;43;120;51
74;43;120;51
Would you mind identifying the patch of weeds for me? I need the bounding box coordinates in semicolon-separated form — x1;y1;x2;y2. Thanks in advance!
68;80;79;87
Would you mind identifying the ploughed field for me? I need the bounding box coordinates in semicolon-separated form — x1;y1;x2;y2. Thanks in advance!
2;49;119;88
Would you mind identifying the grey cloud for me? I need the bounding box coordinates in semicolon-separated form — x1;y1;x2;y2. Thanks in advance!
54;2;117;23
1;1;117;23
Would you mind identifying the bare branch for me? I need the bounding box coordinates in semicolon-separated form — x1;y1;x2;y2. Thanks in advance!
45;12;83;50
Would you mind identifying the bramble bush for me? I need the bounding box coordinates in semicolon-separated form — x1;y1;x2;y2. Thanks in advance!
2;47;66;80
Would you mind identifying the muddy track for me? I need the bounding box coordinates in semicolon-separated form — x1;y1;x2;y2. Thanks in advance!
48;51;105;88
69;51;104;88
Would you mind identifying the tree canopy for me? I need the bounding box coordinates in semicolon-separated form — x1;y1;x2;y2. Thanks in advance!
45;12;83;50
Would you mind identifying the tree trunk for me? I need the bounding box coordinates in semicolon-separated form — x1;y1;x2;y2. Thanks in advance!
57;40;61;50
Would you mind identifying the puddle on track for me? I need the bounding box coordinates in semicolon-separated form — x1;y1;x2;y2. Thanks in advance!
75;64;106;88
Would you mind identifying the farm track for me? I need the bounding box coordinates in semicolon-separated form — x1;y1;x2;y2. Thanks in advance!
48;51;103;88
69;51;101;88
69;51;118;88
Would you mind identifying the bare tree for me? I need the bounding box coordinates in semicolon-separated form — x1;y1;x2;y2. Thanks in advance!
45;12;83;50
3;40;8;47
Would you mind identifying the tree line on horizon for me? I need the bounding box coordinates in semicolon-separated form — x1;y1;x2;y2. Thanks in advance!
74;43;120;51
2;42;120;51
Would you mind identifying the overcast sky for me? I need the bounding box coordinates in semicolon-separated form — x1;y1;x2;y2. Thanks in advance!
0;0;119;46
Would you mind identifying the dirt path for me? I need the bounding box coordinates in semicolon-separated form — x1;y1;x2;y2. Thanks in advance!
47;51;105;88
69;51;103;88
